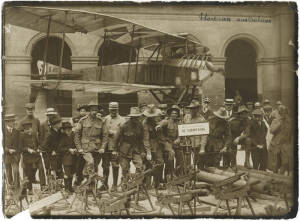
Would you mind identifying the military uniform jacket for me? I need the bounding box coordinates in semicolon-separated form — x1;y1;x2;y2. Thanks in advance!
101;115;126;151
74;114;103;152
143;119;161;153
200;108;213;120
206;116;231;152
42;128;63;154
4;127;21;163
245;119;268;148
58;133;76;166
18;116;41;143
159;118;181;144
270;117;292;151
114;120;145;158
19;132;40;164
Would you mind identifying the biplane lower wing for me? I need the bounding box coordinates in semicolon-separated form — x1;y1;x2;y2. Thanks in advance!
15;79;175;95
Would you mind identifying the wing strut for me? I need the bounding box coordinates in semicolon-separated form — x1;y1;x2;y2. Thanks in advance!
58;11;67;77
99;30;107;81
42;16;51;79
127;25;135;83
149;90;162;104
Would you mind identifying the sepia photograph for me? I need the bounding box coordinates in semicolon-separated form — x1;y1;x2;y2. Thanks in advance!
1;1;298;218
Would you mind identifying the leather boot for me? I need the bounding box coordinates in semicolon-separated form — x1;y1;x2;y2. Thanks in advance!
111;167;119;191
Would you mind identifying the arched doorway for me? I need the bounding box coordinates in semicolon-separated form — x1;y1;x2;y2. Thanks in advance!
97;40;138;115
225;39;257;103
31;36;72;117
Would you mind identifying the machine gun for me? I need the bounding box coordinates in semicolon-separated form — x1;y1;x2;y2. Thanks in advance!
118;163;162;212
212;172;260;216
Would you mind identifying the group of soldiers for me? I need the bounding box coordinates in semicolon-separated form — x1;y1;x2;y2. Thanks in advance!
4;96;293;195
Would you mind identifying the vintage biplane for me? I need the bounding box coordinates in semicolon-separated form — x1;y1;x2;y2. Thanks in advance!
5;6;224;119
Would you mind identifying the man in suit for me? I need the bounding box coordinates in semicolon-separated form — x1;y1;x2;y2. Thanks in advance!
4;114;21;187
224;99;234;118
244;109;268;170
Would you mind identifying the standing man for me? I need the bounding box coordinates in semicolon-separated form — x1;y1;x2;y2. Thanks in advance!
245;109;268;171
19;122;46;194
72;104;88;186
99;102;126;191
18;103;41;183
58;121;77;193
183;100;208;170
158;104;168;120
4;114;21;187
74;100;104;177
269;105;292;175
114;107;145;182
40;108;58;176
246;102;254;114
42;116;63;178
224;99;234;118
143;105;164;189
201;97;213;120
269;101;282;123
225;106;250;168
205;107;231;168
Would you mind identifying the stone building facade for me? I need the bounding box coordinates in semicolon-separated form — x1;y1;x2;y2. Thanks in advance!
3;3;296;120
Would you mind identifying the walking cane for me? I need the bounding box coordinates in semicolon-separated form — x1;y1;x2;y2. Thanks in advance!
39;151;48;185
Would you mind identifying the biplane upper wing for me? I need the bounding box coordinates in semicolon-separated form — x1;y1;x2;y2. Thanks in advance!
5;6;203;49
15;79;175;95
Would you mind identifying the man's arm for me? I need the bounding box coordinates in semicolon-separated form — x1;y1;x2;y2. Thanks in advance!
100;121;108;151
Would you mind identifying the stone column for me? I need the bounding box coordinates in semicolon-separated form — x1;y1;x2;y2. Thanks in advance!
71;56;99;117
4;56;32;120
257;58;281;104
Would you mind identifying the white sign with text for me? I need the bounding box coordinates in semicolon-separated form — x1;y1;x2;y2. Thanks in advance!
178;122;209;136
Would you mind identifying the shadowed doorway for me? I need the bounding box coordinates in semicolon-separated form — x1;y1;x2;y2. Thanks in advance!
225;39;257;103
31;36;72;117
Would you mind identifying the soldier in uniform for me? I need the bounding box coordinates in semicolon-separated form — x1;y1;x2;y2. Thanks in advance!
246;102;254;114
143;105;164;189
40;108;58;176
183;100;208;170
4;114;21;187
269;105;292;175
72;104;88;186
158;105;180;178
225;105;250;168
206;107;231;168
244;109;268;171
42;116;63;178
19;122;46;194
114;107;145;181
58;121;77;193
201;97;213;120
99;102;126;191
74;100;104;177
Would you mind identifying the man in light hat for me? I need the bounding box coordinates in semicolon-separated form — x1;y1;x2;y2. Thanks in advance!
114;107;145;182
4;114;21;187
99;102;126;191
244;109;268;171
226;105;251;168
263;99;271;106
19;122;46;194
183;100;208;170
142;105;164;190
206;107;231;168
73;104;88;127
74;99;104;180
40;107;58;176
224;99;235;118
42;115;64;179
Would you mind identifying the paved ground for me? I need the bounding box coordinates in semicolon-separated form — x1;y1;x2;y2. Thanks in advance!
5;150;291;217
